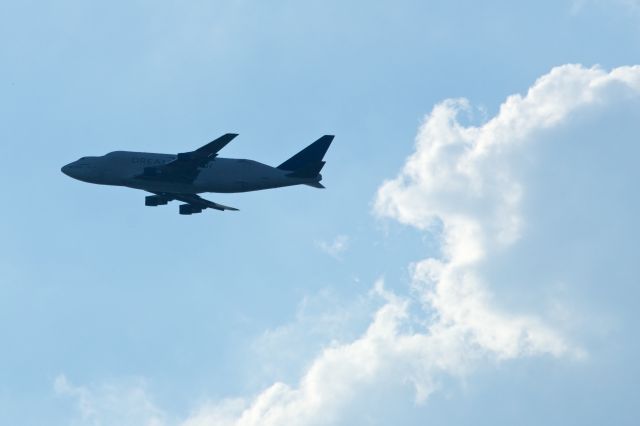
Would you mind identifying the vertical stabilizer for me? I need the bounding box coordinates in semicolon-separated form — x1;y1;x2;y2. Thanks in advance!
277;135;334;171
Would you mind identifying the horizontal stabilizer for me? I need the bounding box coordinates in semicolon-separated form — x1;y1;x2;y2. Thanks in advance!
305;182;325;189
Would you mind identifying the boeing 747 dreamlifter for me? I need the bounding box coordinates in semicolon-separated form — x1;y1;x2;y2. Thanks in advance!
61;133;333;215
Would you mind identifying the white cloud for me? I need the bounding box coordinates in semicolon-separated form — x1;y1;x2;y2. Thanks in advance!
375;65;640;364
316;235;350;259
182;281;446;426
249;288;375;386
57;64;640;425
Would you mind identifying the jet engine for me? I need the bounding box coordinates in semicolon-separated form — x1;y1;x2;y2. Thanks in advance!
179;204;203;215
145;195;170;206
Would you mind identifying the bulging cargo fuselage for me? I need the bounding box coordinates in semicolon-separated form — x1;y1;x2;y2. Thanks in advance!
61;151;321;194
61;133;333;214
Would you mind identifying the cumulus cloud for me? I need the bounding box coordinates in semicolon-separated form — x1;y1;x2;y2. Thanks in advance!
58;64;640;425
182;64;640;425
250;288;375;385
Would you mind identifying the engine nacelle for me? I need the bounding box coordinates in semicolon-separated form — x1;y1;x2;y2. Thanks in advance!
179;204;203;215
145;195;169;206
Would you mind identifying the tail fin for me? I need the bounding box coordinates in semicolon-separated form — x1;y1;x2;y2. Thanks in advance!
286;160;325;178
277;135;334;172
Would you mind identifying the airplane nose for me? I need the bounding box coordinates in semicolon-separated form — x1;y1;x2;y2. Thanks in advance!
61;164;71;176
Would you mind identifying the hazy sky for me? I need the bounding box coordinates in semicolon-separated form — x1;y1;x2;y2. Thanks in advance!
2;1;640;425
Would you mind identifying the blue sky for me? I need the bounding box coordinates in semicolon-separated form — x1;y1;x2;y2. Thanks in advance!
2;1;640;425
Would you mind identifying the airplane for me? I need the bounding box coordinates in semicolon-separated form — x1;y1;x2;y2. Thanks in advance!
61;133;334;215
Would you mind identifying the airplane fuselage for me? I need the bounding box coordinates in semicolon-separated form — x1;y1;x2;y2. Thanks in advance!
62;151;321;194
62;133;333;214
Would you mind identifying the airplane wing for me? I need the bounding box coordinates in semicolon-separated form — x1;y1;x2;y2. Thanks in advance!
149;192;239;213
171;193;239;212
137;133;238;183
